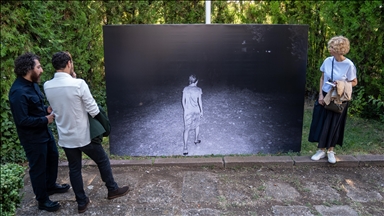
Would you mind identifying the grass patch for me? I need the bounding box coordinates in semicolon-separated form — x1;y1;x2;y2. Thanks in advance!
301;104;384;156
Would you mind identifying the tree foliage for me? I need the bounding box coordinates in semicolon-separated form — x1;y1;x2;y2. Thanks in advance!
1;1;383;163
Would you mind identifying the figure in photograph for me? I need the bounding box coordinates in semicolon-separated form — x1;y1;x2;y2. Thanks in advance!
308;36;358;164
182;74;203;155
44;51;129;213
9;53;70;212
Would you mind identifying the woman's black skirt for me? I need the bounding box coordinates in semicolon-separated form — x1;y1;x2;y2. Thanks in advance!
308;94;348;148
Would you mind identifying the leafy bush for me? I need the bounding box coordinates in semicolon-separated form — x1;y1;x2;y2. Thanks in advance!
348;86;368;117
367;95;384;122
0;163;26;216
0;95;26;164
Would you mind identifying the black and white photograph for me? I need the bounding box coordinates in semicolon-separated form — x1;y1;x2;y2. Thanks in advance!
103;24;308;156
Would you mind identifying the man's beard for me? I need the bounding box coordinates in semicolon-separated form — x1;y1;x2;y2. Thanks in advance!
30;71;41;83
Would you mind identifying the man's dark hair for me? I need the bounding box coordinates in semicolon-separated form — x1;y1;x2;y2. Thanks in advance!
51;51;71;70
189;74;198;84
14;52;40;77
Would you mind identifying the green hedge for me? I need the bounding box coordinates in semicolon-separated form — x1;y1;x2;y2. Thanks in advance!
0;163;26;216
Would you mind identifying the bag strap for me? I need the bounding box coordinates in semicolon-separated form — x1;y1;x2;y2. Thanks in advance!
331;57;334;81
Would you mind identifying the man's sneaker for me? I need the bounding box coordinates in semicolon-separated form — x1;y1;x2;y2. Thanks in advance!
311;150;326;161
327;151;336;164
107;186;130;200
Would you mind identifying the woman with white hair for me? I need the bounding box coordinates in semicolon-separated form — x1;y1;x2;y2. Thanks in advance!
309;36;358;164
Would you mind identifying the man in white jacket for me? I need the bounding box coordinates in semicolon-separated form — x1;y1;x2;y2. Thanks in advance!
44;51;129;214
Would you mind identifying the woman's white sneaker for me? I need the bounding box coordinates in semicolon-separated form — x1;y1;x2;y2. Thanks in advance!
311;150;326;160
327;151;336;164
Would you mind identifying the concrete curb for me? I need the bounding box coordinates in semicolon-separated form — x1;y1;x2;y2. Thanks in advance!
292;155;359;167
153;157;224;168
58;154;384;168
355;155;384;167
223;156;293;168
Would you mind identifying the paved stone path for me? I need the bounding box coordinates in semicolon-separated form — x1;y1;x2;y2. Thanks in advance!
16;156;384;215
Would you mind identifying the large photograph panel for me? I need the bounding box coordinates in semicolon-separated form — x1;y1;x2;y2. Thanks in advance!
103;25;308;156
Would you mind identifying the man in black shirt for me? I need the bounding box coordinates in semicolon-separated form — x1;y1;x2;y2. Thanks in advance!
8;53;70;212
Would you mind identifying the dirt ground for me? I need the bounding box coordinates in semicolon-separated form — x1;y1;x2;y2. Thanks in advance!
109;84;304;157
16;164;384;215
